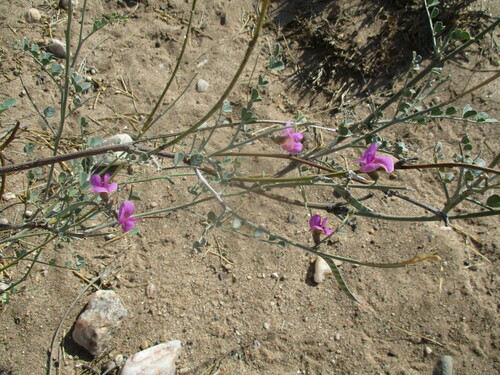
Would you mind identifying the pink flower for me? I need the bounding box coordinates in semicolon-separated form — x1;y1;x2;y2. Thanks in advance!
274;123;303;154
356;143;394;173
309;214;333;245
90;174;118;193
117;201;139;232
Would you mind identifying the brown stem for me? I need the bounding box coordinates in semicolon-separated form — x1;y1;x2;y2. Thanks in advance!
396;162;499;175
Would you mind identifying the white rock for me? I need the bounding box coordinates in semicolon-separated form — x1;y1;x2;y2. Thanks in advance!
313;256;333;284
196;79;209;92
0;218;8;225
95;134;134;165
118;341;182;375
47;38;66;58
25;8;42;23
60;0;79;10
72;290;128;356
2;192;16;201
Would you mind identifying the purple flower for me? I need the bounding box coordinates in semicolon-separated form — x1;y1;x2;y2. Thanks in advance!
309;214;333;245
274;123;304;154
117;201;139;232
90;174;118;193
356;143;394;173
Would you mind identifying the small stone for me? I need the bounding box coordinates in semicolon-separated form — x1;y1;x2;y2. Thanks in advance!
263;322;270;330
270;272;279;279
178;368;191;375
104;234;115;241
0;218;9;225
115;354;124;363
72;290;128;356
150;202;158;208
2;192;16;201
196;79;209;92
146;283;156;299
95;134;133;166
25;8;42;23
433;355;453;375
118;341;182;375
140;340;150;350
334;333;341;341
47;39;67;58
60;0;79;10
24;210;33;218
220;12;227;25
425;346;433;356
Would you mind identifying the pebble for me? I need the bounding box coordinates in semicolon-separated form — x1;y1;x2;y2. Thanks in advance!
140;340;150;350
196;59;208;68
150;202;158;208
104;234;115;241
95;134;133;165
118;341;182;375
25;8;42;23
60;0;79;10
433;355;453;375
2;192;16;201
72;290;128;355
0;218;8;225
47;39;67;58
263;322;270;330
24;210;33;218
146;283;156;299
270;272;279;279
334;333;341;341
425;346;433;356
196;79;209;92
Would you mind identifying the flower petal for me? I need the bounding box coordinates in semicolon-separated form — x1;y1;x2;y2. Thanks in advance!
309;214;321;230
356;143;377;164
291;132;303;141
92;186;109;193
121;218;136;232
107;182;118;192
323;228;333;235
118;201;135;221
90;174;103;188
373;156;394;172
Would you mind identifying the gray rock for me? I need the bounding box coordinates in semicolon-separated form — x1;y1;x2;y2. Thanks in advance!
25;8;42;23
118;341;182;375
72;290;128;356
433;355;453;375
196;79;209;92
60;0;79;10
47;39;66;59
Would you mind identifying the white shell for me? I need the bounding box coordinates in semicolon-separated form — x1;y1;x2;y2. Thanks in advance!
47;38;66;58
313;256;333;284
118;341;182;375
25;8;42;23
95;134;133;165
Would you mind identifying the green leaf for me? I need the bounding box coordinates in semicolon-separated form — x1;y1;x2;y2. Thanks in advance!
269;60;285;71
428;0;440;7
50;62;63;75
431;107;444;116
322;256;360;303
173;152;185;166
0;98;16;114
189;153;204;167
486;194;500;208
241;108;258;122
207;211;217;223
445;106;457;115
258;74;269;87
78;117;89;128
250;88;262;102
451;29;473;41
462;104;477;118
24;142;35;155
88;136;103;148
93;18;109;32
434;21;444;33
430;7;439;19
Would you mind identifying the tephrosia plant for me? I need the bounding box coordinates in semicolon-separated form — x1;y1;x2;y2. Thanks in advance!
0;0;498;308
